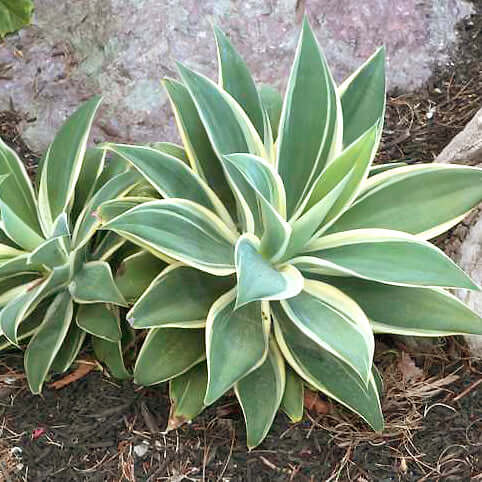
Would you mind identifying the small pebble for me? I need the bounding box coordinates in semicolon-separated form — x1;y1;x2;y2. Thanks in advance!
134;441;150;458
10;446;23;458
426;106;436;119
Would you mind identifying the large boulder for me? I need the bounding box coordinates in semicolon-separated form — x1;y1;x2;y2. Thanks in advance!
438;108;482;357
0;0;474;152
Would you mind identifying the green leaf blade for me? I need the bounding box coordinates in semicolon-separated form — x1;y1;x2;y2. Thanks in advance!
339;47;386;148
310;275;482;336
280;278;374;385
214;25;265;138
328;165;482;239
69;261;128;306
103;199;237;276
305;229;479;290
205;289;269;405
235;235;303;308
115;250;167;304
235;339;285;449
0;0;34;38
277;18;340;218
168;363;208;430
128;263;234;329
25;290;73;394
38;96;102;234
280;367;304;423
176;62;265;159
0;137;41;238
134;327;205;386
162;78;236;215
273;304;383;431
77;303;122;342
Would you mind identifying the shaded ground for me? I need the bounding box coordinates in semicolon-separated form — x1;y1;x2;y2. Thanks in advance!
0;6;482;482
1;339;480;481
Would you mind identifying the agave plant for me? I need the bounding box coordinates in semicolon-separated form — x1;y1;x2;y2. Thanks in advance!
0;97;157;391
99;20;482;448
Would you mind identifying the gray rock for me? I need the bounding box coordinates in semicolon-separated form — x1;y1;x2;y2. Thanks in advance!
438;107;482;358
438;108;482;165
0;0;474;152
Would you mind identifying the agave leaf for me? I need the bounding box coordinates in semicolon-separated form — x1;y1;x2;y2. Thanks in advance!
98;197;153;224
150;142;189;163
92;315;132;380
287;125;378;256
372;365;384;397
0;243;25;261
91;231;126;261
280;366;304;422
0;299;48;351
50;321;86;374
368;162;407;177
0;199;44;251
235;338;285;449
328;164;482;239
94;152;129;191
0;137;41;236
72;169;140;249
125;181;160;201
175;63;266;233
0;0;34;38
277;18;341;218
0;274;37;307
103;199;237;276
28;236;69;268
310;274;482;336
204;289;269;405
235;234;303;308
69;245;87;278
261;105;276;164
258;84;283;140
0;254;41;281
272;304;383;431
214;25;265;138
339;47;385;148
52;212;70;237
134;327;205;386
1;266;70;344
162;79;236;215
24;290;73;394
69;261;128;306
102;144;235;230
176;62;266;159
168;362;208;431
223;154;286;213
223;154;290;260
115;250;166;304
128;263;234;329
279;278;374;384
309;125;379;232
303;229;479;290
38;97;102;234
0;226;21;249
72;147;106;219
77;303;121;342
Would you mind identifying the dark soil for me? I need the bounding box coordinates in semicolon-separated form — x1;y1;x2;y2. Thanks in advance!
1;340;480;481
1;6;481;482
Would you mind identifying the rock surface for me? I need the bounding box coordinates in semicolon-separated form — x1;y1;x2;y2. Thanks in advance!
438;108;482;357
0;0;474;152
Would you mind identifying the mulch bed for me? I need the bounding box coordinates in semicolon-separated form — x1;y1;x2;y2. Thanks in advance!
0;7;481;482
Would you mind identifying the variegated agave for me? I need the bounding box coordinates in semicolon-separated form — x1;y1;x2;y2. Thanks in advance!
0;97;154;392
100;20;482;448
